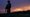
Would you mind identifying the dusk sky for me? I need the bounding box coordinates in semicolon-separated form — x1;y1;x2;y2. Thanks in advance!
0;0;30;13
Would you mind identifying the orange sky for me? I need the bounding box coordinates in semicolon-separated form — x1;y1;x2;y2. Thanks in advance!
11;6;30;12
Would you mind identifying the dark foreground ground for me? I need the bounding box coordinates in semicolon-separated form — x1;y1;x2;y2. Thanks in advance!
0;12;30;17
0;10;30;17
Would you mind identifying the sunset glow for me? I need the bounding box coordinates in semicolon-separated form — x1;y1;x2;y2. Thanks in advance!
16;8;23;11
11;6;30;12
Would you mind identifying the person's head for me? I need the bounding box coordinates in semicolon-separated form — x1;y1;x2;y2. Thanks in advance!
7;0;10;4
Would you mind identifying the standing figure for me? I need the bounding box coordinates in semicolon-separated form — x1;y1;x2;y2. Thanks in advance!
5;0;11;13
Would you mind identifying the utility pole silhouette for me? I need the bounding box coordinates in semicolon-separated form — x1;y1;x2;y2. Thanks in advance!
5;0;11;13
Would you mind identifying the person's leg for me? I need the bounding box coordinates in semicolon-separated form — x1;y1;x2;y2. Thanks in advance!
7;9;10;13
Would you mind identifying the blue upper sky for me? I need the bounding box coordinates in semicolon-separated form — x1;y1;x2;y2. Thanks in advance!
0;0;30;8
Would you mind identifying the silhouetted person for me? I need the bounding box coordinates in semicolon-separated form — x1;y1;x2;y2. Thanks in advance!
5;0;11;13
